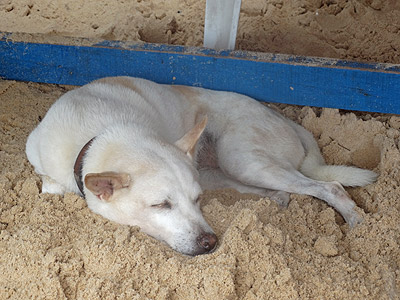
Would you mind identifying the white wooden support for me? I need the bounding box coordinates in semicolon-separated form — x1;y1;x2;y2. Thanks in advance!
203;0;242;50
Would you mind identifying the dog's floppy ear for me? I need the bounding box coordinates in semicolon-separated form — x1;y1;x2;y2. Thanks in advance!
175;116;208;159
84;172;131;201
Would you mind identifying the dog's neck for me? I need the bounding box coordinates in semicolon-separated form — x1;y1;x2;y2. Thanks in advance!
74;137;95;195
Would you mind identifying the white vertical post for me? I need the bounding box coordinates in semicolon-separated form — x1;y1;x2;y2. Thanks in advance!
203;0;242;50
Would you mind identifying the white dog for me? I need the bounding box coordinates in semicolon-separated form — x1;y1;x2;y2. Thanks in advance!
26;76;377;255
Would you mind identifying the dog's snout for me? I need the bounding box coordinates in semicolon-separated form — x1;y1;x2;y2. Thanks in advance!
196;232;218;254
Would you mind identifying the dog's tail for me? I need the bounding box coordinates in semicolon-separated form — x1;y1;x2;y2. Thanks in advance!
295;124;377;187
300;154;377;187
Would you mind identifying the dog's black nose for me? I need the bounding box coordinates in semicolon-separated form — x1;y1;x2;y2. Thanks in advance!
196;232;218;253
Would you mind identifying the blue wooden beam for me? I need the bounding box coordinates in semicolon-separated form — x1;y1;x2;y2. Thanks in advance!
1;32;399;114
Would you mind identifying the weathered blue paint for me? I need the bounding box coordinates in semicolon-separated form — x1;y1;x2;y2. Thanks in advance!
0;32;399;114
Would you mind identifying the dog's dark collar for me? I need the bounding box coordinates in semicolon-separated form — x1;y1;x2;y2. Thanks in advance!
73;137;95;195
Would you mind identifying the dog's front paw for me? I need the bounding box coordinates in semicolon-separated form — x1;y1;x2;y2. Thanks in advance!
41;175;66;195
267;190;291;207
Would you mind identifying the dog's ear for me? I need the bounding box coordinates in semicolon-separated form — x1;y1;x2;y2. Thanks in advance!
175;116;208;159
84;172;131;201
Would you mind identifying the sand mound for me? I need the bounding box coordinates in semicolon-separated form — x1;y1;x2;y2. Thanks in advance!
1;81;399;299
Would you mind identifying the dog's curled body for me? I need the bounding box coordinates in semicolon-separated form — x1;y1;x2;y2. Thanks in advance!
26;76;377;255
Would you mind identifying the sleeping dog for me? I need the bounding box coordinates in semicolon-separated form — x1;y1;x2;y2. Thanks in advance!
26;77;377;255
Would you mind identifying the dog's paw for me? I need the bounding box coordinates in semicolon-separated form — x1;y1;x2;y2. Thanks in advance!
343;211;363;228
267;190;291;207
41;176;66;195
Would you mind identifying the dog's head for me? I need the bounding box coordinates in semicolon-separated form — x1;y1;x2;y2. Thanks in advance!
83;117;217;256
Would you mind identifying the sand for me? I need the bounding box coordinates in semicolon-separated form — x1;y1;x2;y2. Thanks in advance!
1;0;400;299
1;0;400;63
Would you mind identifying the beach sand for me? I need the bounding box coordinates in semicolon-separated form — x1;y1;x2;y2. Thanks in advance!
1;1;399;299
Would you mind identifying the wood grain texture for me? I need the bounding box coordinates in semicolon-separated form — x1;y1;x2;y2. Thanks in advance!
1;32;399;114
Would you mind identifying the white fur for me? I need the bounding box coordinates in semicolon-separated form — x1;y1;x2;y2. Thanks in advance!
26;76;377;255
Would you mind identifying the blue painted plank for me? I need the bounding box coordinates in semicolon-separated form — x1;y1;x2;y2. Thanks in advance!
0;32;399;114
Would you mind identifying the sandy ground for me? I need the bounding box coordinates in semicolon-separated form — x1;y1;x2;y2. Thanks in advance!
1;0;400;299
0;0;400;63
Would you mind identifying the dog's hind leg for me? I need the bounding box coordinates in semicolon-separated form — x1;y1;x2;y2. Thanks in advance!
222;160;361;226
216;135;362;226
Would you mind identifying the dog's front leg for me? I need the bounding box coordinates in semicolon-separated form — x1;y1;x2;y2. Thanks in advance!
199;168;291;206
199;168;268;194
41;175;66;195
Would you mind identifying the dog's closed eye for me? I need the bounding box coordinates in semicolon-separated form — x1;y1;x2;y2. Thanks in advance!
151;200;172;209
